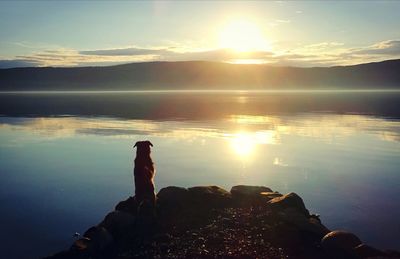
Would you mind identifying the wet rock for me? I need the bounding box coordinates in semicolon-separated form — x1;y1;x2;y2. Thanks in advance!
99;210;136;238
321;231;362;258
354;243;386;258
83;226;113;251
267;192;310;216
115;196;138;215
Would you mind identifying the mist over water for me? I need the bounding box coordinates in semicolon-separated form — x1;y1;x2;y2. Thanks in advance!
0;91;400;258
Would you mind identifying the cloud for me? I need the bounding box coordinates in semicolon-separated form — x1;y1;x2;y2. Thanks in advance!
275;19;291;23
274;39;400;67
13;48;158;67
1;39;400;68
353;40;400;55
80;47;171;56
268;19;291;28
165;49;274;62
79;47;274;61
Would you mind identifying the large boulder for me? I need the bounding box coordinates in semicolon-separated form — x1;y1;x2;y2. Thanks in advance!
260;192;283;199
278;208;330;238
157;186;189;205
267;192;309;216
99;210;136;238
321;231;362;258
188;186;232;203
231;185;273;197
187;185;232;208
230;185;279;206
156;187;190;219
115;196;138;215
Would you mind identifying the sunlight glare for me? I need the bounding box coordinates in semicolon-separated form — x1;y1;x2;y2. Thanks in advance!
219;19;271;52
230;132;257;157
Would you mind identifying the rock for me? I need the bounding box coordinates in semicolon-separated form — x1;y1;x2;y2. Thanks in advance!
230;185;277;206
43;250;82;259
115;196;138;215
157;186;190;219
384;250;400;258
230;185;273;197
260;192;283;199
188;185;231;197
157;186;189;205
321;231;362;258
187;186;232;208
267;192;309;216
308;217;331;237
99;210;136;238
153;233;172;243
49;185;396;259
83;226;113;251
278;208;330;238
71;237;91;251
354;243;386;258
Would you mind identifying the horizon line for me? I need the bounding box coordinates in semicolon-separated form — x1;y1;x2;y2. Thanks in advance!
1;89;400;95
1;58;399;70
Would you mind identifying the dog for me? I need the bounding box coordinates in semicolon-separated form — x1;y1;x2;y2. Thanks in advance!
133;140;156;208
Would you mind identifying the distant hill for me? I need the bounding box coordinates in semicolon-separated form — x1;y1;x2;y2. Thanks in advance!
0;59;399;90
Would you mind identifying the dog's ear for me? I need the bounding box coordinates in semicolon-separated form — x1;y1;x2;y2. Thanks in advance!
146;140;153;147
133;141;139;148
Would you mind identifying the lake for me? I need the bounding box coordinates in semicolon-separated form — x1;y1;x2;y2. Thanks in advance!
0;91;399;258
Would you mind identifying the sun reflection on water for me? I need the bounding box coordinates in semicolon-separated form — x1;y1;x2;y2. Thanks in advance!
229;132;257;157
228;130;278;159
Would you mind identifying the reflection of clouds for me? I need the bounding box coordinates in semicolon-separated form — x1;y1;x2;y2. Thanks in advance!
379;131;400;142
0;114;399;144
0;117;162;139
229;115;280;125
228;114;400;143
293;115;400;143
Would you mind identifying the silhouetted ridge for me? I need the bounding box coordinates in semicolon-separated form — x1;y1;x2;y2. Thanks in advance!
1;59;400;90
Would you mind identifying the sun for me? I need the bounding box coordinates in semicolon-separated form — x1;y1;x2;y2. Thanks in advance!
219;19;270;52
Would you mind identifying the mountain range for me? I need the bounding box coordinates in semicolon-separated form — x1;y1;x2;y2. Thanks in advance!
0;59;399;91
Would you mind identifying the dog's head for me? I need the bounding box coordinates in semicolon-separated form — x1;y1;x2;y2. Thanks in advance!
134;140;153;156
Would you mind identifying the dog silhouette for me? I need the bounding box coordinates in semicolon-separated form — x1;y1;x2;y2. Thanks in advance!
133;140;156;208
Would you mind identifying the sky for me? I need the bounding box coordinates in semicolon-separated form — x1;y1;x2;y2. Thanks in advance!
0;0;399;68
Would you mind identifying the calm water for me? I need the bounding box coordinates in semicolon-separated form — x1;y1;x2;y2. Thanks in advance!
0;91;399;258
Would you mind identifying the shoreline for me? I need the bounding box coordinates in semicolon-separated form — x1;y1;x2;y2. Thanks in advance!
45;185;400;259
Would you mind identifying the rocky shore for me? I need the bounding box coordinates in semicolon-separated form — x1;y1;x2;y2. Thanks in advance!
45;185;399;259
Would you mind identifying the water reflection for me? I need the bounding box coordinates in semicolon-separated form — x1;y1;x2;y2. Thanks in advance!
229;132;257;157
1;113;400;257
1;114;399;144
